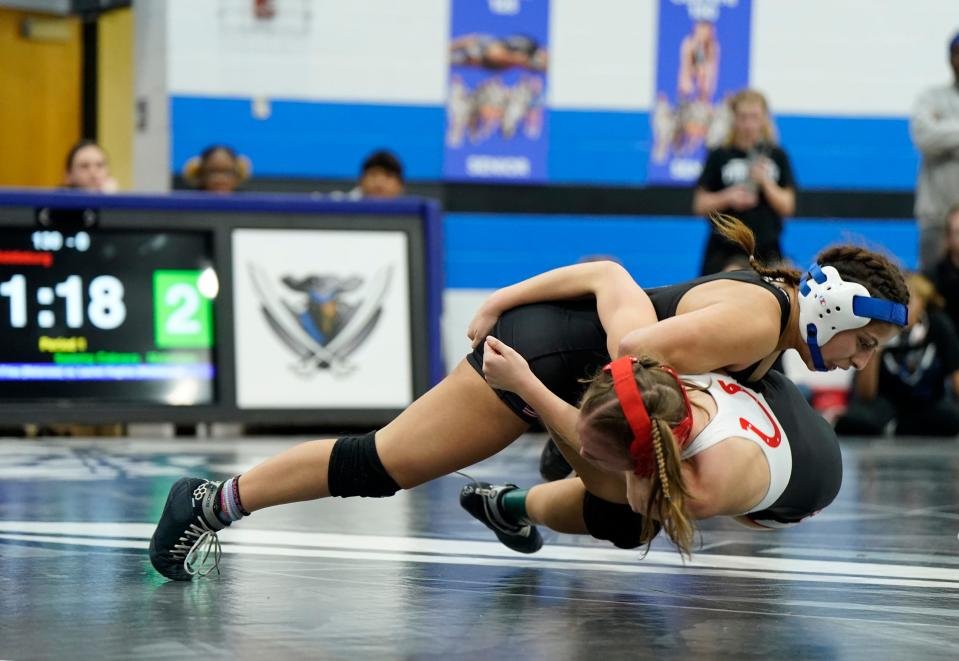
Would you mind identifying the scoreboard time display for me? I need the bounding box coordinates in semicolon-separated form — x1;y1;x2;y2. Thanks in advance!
0;228;217;405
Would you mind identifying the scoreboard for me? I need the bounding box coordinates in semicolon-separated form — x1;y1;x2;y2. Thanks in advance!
0;228;216;404
0;191;441;426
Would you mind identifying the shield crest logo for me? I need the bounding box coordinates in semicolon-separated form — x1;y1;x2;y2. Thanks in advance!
247;262;393;375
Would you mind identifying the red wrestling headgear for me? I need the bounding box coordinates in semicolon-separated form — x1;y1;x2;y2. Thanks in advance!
603;356;694;476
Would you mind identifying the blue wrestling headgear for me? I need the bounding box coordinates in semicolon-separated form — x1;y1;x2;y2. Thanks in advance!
798;263;908;372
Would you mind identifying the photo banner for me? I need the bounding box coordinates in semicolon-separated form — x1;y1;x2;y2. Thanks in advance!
647;0;752;185
443;0;550;182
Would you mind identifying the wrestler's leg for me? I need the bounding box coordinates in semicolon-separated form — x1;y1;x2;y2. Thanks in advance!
239;359;528;510
524;478;588;534
152;359;528;580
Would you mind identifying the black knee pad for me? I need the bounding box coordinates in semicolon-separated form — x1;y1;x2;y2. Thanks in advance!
327;431;401;498
582;490;661;550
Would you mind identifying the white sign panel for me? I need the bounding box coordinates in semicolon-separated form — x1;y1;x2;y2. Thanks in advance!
232;229;412;409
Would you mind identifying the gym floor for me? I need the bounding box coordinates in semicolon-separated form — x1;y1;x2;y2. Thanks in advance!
1;433;957;660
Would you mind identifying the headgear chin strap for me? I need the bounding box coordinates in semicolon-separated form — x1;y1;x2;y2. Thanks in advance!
603;357;694;476
798;263;908;372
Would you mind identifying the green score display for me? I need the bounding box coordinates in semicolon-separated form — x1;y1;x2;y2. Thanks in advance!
0;228;217;404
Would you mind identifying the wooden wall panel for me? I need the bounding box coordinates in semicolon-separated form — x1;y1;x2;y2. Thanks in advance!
0;10;81;188
98;7;133;191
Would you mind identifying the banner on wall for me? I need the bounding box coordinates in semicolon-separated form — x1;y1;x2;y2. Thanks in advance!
232;229;412;409
648;0;752;185
443;0;549;182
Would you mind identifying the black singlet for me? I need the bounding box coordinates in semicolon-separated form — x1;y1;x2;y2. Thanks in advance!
646;269;792;382
467;316;838;525
465;270;835;524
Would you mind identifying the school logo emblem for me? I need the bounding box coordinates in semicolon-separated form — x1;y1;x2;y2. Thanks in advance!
247;263;393;375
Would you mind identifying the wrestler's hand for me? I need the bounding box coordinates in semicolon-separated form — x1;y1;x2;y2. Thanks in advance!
482;336;536;395
467;301;501;349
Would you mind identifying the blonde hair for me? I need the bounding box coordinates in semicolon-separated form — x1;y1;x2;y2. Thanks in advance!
724;88;776;147
907;272;944;311
578;355;700;558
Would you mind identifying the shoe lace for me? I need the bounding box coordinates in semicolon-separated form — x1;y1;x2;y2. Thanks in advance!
172;517;222;578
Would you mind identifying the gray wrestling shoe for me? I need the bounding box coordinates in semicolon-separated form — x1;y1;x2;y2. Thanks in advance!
460;481;543;554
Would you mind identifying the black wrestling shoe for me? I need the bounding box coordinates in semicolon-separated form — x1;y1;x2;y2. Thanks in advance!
460;481;542;554
149;478;228;581
539;437;573;481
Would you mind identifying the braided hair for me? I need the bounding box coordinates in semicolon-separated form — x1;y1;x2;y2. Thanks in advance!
816;245;909;309
709;213;909;309
578;355;701;558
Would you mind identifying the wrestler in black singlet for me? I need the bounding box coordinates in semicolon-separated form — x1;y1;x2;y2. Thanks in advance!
466;269;836;525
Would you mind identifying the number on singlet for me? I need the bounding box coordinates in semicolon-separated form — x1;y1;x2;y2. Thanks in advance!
717;379;781;448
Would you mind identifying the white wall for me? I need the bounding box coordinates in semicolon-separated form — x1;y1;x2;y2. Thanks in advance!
133;0;170;192
162;0;957;117
548;0;657;110
168;0;449;104
752;0;957;116
442;289;491;371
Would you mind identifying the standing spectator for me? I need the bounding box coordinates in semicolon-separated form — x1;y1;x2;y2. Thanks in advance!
63;140;118;193
910;32;959;270
835;273;959;437
924;204;959;333
693;89;796;275
182;145;251;194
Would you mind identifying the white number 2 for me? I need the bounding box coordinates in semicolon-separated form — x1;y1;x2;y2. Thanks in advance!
165;283;200;335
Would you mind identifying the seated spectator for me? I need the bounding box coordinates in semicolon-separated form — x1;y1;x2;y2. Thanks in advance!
835;273;959;437
925;203;959;333
63;139;118;193
182;145;251;193
358;149;405;198
329;150;405;200
356;150;405;199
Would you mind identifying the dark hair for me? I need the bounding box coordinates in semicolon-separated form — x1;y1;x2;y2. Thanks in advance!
361;150;404;181
709;213;909;310
65;139;104;171
199;144;239;167
578;355;701;558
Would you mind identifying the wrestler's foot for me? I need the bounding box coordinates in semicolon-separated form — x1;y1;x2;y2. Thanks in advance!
460;481;542;554
149;478;227;581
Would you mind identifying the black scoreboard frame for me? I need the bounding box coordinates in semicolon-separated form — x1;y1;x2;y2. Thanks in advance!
0;190;443;427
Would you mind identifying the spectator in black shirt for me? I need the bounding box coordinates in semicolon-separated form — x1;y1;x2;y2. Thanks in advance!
924;203;959;333
836;273;959;437
693;89;796;275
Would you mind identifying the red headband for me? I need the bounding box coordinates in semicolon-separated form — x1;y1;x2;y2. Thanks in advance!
603;356;694;476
